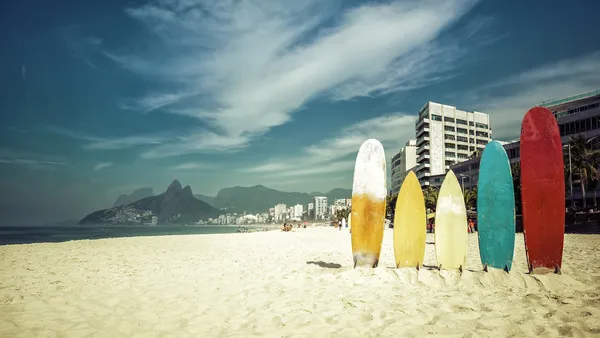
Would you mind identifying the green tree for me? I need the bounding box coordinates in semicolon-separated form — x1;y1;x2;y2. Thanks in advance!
511;163;521;215
464;187;477;210
423;186;439;212
568;135;599;210
386;195;398;219
334;207;351;223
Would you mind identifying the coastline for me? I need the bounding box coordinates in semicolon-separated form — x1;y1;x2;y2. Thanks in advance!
2;227;598;337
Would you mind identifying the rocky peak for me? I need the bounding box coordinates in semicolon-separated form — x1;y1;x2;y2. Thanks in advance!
166;180;183;195
181;185;193;198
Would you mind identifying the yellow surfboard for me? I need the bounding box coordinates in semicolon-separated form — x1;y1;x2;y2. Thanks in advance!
434;170;468;271
351;139;387;268
393;171;426;269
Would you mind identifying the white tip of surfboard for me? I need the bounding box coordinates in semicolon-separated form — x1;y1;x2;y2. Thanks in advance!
353;138;386;201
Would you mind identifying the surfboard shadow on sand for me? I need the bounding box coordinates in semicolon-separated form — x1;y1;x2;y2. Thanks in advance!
306;261;342;269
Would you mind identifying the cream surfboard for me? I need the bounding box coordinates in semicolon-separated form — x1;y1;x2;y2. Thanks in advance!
351;138;387;268
434;170;468;271
393;171;426;269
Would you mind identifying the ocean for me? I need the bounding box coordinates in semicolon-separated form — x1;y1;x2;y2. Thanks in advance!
0;225;272;246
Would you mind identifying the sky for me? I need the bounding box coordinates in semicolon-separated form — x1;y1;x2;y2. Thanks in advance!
1;0;600;225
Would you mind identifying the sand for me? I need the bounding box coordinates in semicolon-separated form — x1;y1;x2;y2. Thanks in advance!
1;227;599;337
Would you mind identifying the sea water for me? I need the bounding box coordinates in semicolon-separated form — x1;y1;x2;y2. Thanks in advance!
0;224;273;246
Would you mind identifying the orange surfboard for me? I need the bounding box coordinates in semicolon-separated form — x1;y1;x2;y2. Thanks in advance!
351;139;387;268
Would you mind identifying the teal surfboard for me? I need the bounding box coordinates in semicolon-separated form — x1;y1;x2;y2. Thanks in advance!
477;140;516;272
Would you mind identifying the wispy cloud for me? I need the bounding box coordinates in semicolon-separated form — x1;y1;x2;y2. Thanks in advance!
171;162;216;171
105;0;481;157
0;148;67;168
462;51;600;140
44;126;165;150
93;162;113;171
244;113;416;176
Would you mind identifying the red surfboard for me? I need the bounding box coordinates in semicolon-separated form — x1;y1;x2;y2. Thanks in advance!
520;106;565;274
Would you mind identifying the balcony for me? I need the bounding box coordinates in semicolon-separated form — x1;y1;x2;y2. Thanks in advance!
416;145;430;154
415;117;430;129
416;127;430;138
416;136;430;147
417;153;430;162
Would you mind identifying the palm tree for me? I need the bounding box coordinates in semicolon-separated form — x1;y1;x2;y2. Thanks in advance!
464;187;477;210
423;186;439;212
511;163;521;215
568;135;599;210
469;149;482;159
386;195;398;219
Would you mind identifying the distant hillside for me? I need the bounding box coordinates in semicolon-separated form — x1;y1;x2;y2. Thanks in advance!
207;185;352;213
193;193;214;205
113;187;154;207
81;180;220;225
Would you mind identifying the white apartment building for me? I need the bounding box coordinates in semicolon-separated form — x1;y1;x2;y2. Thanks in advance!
390;139;417;195
307;203;314;219
334;199;351;207
414;102;492;186
313;196;328;220
274;203;286;221
293;204;303;218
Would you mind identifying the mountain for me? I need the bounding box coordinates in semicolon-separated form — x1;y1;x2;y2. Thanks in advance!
207;185;351;213
113;187;154;207
80;180;221;225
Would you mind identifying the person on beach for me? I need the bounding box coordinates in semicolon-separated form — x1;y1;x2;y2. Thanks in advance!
469;219;475;233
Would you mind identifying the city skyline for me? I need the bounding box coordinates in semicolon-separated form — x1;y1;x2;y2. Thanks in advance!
2;0;600;225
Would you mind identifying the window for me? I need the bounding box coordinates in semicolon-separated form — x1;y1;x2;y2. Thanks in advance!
431;114;442;121
457;144;469;151
476;139;488;145
469;130;474;135
445;134;455;140
445;160;455;166
457;136;468;143
445;117;455;123
445;142;455;149
476;131;489;138
445;152;455;158
444;126;455;132
476;123;489;129
469;138;475;143
456;119;467;125
458;153;469;159
469;121;474;126
457;128;468;134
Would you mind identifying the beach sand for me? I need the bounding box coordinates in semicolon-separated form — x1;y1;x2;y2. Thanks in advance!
1;227;599;337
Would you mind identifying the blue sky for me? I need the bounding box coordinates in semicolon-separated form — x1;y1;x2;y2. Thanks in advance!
1;0;600;225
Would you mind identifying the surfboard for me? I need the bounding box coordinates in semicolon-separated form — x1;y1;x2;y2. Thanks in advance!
393;171;426;269
477;140;516;272
520;106;565;274
351;138;387;268
434;170;467;271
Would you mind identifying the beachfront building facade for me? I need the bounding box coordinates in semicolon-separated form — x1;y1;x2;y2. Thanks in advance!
541;89;600;208
541;89;600;144
415;102;492;187
390;139;417;195
293;204;303;218
274;203;286;221
450;140;520;191
314;196;328;220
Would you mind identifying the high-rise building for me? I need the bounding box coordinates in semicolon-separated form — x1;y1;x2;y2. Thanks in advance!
293;204;303;218
414;102;492;186
307;203;314;219
313;196;328;220
274;203;286;221
390;139;417;195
